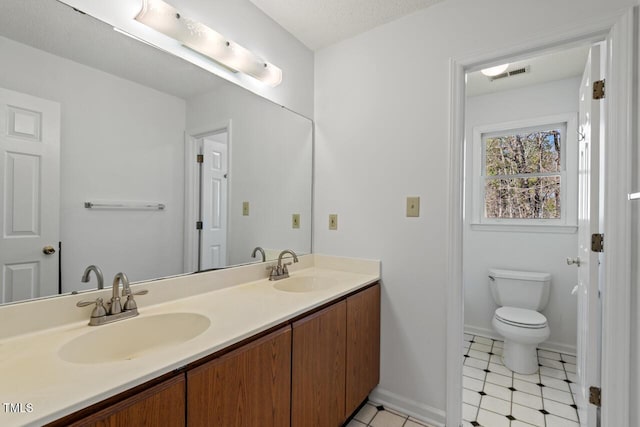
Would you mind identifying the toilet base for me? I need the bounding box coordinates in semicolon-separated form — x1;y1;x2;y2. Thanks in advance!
503;339;539;374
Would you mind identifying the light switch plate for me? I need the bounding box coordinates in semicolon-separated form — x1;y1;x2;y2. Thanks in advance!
292;214;300;229
406;197;420;217
329;214;338;230
242;201;249;216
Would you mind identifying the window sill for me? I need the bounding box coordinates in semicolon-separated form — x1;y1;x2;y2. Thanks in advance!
469;223;578;234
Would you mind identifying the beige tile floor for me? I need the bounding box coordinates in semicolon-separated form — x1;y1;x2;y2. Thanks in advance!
344;401;436;427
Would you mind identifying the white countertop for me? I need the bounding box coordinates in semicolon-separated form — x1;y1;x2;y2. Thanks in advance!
0;255;380;426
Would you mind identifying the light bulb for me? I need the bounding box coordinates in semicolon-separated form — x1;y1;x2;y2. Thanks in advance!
481;64;509;77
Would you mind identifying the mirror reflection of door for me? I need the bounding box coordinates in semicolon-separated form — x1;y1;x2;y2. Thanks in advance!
199;131;228;270
0;87;60;303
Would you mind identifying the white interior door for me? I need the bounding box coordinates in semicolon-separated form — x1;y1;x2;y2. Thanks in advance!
0;87;60;303
200;133;228;269
575;43;604;427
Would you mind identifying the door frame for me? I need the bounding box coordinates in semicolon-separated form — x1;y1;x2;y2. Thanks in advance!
184;120;232;273
445;8;636;427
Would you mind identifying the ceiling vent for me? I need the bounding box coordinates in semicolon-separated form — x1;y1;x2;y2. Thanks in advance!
490;66;530;81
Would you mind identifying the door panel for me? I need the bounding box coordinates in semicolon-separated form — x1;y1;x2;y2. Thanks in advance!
576;43;604;427
6;152;40;235
200;134;228;269
292;301;347;426
0;87;60;303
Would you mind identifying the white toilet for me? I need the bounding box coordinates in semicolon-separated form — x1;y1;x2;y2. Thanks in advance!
488;268;551;374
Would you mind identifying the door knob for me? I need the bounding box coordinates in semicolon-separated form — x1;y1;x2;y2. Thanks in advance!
566;257;581;267
42;245;56;255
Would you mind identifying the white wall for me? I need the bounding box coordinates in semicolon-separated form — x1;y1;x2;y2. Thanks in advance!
313;0;636;423
186;83;313;266
631;5;640;424
58;0;314;118
0;36;187;290
463;77;581;354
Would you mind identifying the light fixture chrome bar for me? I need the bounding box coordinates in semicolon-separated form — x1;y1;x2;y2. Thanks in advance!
84;201;166;210
134;0;282;86
628;192;640;200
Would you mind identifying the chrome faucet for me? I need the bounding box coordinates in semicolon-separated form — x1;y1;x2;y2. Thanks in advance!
81;265;104;290
251;246;266;262
76;272;148;326
109;272;127;314
268;249;299;281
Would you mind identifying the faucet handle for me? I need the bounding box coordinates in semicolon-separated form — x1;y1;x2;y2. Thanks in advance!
282;262;292;274
76;299;97;307
77;297;107;319
123;290;148;311
267;264;279;280
122;288;149;297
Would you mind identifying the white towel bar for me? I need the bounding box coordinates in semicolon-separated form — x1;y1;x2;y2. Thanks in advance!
84;201;165;210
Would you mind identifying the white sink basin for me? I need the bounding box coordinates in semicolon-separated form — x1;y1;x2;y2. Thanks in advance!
273;276;338;293
59;312;210;364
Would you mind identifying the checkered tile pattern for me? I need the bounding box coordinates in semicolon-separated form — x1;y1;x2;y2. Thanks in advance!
463;333;580;427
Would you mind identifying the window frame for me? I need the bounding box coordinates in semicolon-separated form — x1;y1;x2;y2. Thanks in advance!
471;113;578;233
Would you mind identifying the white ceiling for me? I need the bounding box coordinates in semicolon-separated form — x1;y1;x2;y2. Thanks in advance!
466;45;591;97
249;0;444;51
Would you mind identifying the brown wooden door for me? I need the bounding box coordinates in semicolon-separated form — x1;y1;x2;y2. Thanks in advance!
68;375;186;427
187;326;291;427
292;301;346;427
346;284;381;416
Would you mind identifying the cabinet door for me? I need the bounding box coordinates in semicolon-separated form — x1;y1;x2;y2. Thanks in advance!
346;284;381;415
187;326;291;427
68;375;185;427
292;301;346;427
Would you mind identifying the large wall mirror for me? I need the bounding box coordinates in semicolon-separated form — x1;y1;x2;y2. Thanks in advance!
0;0;313;304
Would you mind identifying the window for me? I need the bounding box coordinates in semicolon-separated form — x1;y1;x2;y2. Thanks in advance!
471;114;577;231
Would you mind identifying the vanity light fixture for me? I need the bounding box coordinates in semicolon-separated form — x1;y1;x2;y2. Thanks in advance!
480;63;509;77
134;0;283;87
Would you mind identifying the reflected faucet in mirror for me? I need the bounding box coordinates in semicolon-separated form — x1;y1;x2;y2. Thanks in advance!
251;247;266;262
81;265;104;290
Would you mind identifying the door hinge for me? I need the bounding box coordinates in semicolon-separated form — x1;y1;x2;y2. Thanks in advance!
589;386;602;407
591;233;604;252
196;154;204;163
196;221;203;230
593;79;605;100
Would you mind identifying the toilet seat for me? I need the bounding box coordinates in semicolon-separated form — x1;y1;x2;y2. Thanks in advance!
495;306;547;329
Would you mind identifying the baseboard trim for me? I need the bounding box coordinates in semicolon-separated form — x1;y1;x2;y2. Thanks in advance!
463;324;501;341
369;387;445;427
464;325;576;356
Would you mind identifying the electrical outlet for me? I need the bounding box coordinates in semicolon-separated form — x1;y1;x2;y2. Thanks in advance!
292;214;300;229
406;197;420;217
329;214;338;230
242;201;249;216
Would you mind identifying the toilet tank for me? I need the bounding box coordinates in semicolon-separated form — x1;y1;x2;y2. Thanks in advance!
488;268;551;310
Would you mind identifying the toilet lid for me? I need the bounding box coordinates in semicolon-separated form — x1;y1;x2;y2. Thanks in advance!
495;307;547;329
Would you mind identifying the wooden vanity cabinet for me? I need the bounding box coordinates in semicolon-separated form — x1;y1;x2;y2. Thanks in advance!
186;326;291;427
291;282;381;426
65;375;186;427
49;283;380;427
292;301;347;427
345;283;381;416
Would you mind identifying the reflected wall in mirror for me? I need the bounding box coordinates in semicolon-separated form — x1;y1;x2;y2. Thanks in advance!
0;0;312;304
